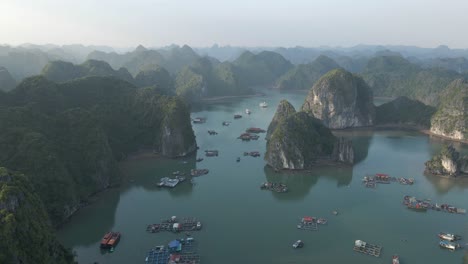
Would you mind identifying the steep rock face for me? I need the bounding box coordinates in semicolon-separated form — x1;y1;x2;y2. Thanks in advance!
266;100;297;139
160;97;197;157
375;96;436;128
430;79;468;141
302;69;375;129
0;66;17;92
265;104;354;170
0;167;74;264
425;145;468;177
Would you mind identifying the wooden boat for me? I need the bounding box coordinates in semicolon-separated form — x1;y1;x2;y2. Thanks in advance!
438;232;461;241
392;255;400;264
234;114;242;119
100;232;112;248
292;240;304;248
100;232;120;248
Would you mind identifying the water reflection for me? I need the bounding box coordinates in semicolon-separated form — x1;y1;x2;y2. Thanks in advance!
263;165;353;200
58;189;120;247
424;173;468;194
121;154;197;198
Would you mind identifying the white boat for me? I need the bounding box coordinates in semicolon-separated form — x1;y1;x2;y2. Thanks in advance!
292;240;304;248
196;221;202;229
439;240;459;251
245;109;251;114
259;101;268;108
392;255;399;264
438;232;461;241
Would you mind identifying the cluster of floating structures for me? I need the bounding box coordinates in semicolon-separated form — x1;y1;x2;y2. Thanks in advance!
403;195;466;214
353;240;382;258
147;216;202;234
296;216;327;231
362;173;414;188
190;169;209;177
158;176;186;188
260;182;288;193
204;150;218;157
238;133;259;141
145;237;201;264
243;151;261;157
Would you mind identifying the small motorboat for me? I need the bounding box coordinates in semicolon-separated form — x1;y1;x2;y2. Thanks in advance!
234;114;242;119
222;121;231;126
236;157;240;162
438;232;461;241
196;222;202;230
292;240;304;248
259;101;268;108
196;158;204;162
392;255;400;264
317;218;327;225
332;210;339;215
245;109;251;114
439;240;460;251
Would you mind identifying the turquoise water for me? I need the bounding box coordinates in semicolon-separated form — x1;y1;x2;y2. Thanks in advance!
58;90;468;264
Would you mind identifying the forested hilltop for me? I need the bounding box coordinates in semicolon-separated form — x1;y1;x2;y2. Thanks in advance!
0;76;196;225
0;167;75;264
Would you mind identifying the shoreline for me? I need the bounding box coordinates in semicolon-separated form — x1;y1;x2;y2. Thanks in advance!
199;92;265;102
333;124;468;144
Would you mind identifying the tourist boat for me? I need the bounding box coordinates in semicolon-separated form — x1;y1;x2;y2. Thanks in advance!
245;108;251;114
392;255;400;264
292;240;304;248
438;232;461;241
259;101;268;108
439;240;459;251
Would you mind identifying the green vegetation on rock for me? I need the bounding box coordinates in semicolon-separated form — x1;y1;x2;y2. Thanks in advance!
430;78;468;140
362;56;462;105
234;51;293;87
276;55;340;90
302;68;375;129
265;100;354;170
0;167;74;264
0;76;196;225
375;96;436;128
425;145;468;176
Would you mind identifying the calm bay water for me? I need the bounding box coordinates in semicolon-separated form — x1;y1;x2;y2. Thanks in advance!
57;90;468;264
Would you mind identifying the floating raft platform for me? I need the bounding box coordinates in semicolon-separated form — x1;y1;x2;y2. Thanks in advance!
147;217;202;233
297;222;318;231
353;240;382;257
403;196;466;214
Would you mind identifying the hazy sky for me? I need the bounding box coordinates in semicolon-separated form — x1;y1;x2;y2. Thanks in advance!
0;0;467;48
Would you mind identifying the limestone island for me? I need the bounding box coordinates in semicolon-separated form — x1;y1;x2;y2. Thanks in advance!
425;145;468;177
301;68;375;129
265;100;354;170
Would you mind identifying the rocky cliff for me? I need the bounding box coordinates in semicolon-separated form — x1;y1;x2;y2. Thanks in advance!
0;167;74;264
301;69;375;129
265;102;354;170
0;76;196;225
430;78;468;141
425;145;468;177
266;100;297;140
